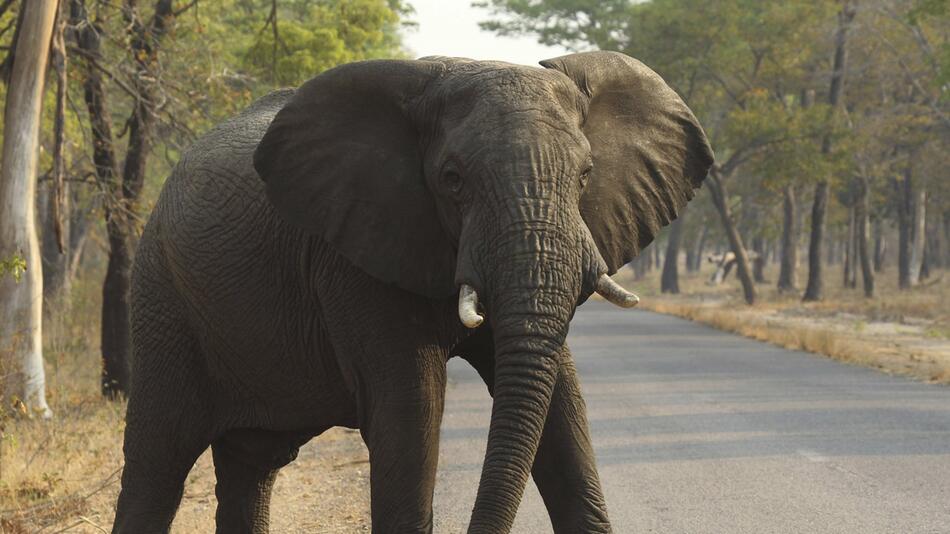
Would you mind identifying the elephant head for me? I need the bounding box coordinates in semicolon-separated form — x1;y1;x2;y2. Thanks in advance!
253;51;713;533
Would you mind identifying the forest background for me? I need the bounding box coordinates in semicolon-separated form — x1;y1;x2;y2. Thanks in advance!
0;0;947;530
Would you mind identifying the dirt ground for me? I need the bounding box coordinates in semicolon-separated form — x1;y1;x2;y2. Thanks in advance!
1;418;370;533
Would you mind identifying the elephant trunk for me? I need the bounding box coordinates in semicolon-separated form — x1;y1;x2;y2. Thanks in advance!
466;231;579;533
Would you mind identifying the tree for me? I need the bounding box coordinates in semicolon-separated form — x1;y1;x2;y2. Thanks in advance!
479;0;849;306
64;0;412;396
777;184;800;291
0;0;58;418
707;168;757;303
661;213;685;293
802;0;857;302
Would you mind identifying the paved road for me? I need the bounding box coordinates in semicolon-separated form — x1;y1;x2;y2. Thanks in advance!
433;301;950;533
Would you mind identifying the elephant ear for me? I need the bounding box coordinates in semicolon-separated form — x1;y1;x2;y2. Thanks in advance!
254;59;456;298
540;51;714;274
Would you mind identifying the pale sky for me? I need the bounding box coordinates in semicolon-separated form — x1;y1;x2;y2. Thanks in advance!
402;0;571;67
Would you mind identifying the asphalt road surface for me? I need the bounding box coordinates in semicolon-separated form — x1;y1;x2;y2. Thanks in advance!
433;301;950;533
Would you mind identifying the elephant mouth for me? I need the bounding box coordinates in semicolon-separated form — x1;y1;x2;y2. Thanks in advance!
457;271;638;329
458;232;640;329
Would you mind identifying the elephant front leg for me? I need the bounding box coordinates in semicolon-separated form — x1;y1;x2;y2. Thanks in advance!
457;333;611;533
532;348;612;533
358;355;447;533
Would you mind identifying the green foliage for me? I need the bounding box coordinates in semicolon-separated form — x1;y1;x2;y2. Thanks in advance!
0;253;27;283
481;0;949;249
243;0;402;86
5;0;411;232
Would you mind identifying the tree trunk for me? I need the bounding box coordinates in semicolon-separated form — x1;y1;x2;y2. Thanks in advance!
778;185;798;292
72;0;177;396
40;182;71;306
803;181;829;301
803;0;855;302
42;10;70;309
632;253;647;280
873;218;886;272
920;232;931;281
908;187;926;286
752;236;766;283
686;222;707;273
896;167;913;289
927;211;948;269
843;204;856;288
943;210;950;267
72;0;125;395
0;0;58;418
67;197;91;283
661;214;685;294
856;177;874;297
707;169;756;304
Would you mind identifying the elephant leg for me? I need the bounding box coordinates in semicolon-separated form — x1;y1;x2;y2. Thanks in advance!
456;331;611;533
112;317;213;533
211;428;309;534
531;349;611;533
358;354;447;533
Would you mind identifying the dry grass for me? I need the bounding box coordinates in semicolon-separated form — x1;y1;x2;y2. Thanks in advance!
1;277;371;533
1;281;126;533
620;260;950;383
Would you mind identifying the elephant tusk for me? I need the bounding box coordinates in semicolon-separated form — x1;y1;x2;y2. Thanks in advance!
458;284;484;328
595;274;640;308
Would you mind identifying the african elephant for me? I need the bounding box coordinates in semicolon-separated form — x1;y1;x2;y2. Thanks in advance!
112;51;713;533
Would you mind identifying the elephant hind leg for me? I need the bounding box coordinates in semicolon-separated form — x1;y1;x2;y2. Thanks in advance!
113;285;215;533
211;428;311;534
112;359;213;532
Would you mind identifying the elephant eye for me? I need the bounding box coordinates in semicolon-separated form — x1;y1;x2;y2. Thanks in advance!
443;171;463;194
579;166;593;189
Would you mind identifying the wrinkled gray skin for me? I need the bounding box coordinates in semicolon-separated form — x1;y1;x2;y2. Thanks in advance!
113;51;713;534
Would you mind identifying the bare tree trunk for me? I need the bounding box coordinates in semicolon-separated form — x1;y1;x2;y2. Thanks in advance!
0;0;58;419
803;0;855;302
661;214;685;294
72;0;126;396
686;222;707;273
632;253;648;280
856;177;874;297
778;185;798;292
873;218;886;272
72;0;177;397
40;182;71;305
908;187;926;286
803;180;829;301
752;236;766;283
707;169;756;304
943;210;950;267
843;204;856;288
896;166;913;289
920;232;931;281
42;10;70;309
67;197;92;283
927;211;947;269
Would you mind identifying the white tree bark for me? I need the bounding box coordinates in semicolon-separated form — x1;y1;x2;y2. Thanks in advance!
0;0;59;418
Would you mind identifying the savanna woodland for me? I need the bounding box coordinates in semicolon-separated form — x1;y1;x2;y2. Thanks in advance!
1;0;948;531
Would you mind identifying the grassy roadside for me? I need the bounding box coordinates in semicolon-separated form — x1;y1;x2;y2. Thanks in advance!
1;279;370;533
614;261;950;383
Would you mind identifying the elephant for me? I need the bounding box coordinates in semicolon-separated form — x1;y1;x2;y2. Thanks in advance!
112;51;713;534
